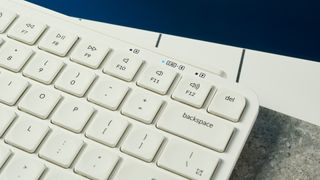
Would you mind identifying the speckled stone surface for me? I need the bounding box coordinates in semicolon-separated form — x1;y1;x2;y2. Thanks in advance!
230;107;320;180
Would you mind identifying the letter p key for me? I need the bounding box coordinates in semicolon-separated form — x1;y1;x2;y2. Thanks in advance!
73;106;79;112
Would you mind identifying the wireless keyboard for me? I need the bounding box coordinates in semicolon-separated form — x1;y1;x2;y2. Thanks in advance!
0;0;259;179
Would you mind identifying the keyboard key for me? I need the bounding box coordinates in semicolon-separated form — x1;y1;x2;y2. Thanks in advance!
121;90;163;124
44;168;85;180
0;106;15;137
137;65;177;95
103;53;143;81
208;89;246;122
39;132;84;168
172;77;212;108
114;161;182;180
157;104;234;152
1;156;46;180
39;28;78;56
0;41;33;72
88;76;129;110
8;17;47;45
23;53;64;84
0;145;11;169
157;140;219;180
0;38;3;45
0;9;16;33
0;69;29;105
74;147;119;180
86;111;129;148
51;98;94;133
18;86;61;119
70;40;110;69
55;65;96;97
5;117;49;153
121;126;164;162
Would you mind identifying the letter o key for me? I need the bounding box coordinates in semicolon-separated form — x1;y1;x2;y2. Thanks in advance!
39;93;46;99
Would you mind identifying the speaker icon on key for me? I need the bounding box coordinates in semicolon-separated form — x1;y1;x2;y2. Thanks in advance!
156;70;163;76
189;82;200;90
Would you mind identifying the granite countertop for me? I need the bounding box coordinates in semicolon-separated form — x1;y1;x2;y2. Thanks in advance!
230;107;320;180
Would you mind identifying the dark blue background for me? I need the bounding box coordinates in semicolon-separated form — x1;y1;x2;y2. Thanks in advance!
27;0;320;62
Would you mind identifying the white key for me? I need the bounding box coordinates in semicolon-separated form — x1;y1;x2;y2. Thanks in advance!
157;140;219;180
88;77;129;110
39;132;84;168
18;86;61;119
51;98;94;133
0;9;16;33
121;126;164;162
0;146;11;169
0;106;15;137
0;69;29;105
103;53;143;81
172;77;212;108
23;53;64;84
157;104;234;152
1;156;45;180
74;147;119;180
208;89;246;122
70;40;110;69
39;29;78;56
114;161;183;180
5;117;49;153
55;65;96;97
0;41;33;72
8;17;47;45
86;111;129;148
121;91;163;124
44;168;85;180
137;65;177;95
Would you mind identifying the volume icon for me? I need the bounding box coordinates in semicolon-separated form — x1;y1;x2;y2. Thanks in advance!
156;70;164;76
190;83;200;90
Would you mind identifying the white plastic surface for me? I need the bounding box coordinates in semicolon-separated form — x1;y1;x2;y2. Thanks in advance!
240;50;320;126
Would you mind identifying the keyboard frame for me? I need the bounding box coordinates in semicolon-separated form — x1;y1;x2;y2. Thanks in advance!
0;0;259;179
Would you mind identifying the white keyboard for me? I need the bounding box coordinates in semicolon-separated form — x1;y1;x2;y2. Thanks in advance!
0;0;259;179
